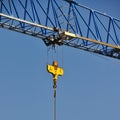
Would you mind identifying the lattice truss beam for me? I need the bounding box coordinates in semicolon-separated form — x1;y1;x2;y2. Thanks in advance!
0;0;120;59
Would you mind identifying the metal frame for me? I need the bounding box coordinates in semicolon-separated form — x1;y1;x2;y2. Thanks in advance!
0;0;120;59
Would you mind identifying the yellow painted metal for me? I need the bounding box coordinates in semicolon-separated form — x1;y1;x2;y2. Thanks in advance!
47;61;64;80
47;61;64;88
47;61;63;120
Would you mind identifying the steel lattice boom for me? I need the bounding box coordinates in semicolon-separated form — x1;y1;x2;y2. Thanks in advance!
0;0;120;59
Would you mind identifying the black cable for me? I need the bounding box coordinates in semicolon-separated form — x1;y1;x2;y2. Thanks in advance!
54;88;57;120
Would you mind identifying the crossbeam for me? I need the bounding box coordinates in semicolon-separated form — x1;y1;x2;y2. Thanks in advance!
61;31;120;49
1;13;120;50
0;13;53;31
0;0;120;59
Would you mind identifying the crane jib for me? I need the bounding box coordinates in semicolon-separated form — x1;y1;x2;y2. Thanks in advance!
0;13;120;50
0;13;120;59
61;31;120;49
0;13;54;31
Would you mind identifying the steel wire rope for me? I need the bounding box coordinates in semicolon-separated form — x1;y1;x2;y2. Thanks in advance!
46;46;49;65
46;45;57;120
54;87;57;120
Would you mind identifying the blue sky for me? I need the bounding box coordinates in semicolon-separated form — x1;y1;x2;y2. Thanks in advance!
0;0;120;120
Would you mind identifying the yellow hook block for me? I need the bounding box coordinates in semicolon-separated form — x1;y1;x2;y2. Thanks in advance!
47;61;64;81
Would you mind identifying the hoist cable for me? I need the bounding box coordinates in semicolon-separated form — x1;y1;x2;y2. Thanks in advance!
62;46;64;68
46;47;49;65
54;87;57;120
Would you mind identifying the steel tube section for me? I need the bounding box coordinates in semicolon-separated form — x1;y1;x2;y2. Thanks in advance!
0;22;46;39
0;13;120;50
63;31;120;49
63;0;120;22
0;13;54;31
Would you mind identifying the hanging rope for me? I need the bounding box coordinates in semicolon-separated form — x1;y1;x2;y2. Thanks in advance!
46;44;64;120
62;45;64;68
54;87;57;120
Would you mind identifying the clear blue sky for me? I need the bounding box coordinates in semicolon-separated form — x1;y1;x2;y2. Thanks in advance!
0;0;120;120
